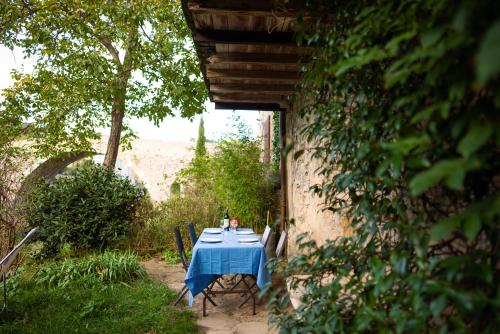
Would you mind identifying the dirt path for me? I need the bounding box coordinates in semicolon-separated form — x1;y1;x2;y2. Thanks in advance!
143;257;278;334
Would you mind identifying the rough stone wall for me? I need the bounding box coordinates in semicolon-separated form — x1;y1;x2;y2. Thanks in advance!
285;105;350;255
258;111;274;163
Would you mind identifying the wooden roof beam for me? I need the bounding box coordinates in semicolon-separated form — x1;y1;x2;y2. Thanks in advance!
193;29;301;46
207;53;306;66
187;0;306;11
210;83;296;95
212;93;289;107
214;102;285;111
207;69;300;82
188;1;296;17
213;92;287;101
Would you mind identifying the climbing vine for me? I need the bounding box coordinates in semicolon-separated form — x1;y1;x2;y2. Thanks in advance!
268;0;500;332
272;111;281;171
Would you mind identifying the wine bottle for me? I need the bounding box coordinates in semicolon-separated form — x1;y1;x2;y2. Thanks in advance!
223;209;230;231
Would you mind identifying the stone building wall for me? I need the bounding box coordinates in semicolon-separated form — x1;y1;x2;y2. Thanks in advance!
258;111;274;164
285;105;350;255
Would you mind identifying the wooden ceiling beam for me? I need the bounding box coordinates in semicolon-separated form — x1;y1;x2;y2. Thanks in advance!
210;83;296;95
193;29;300;46
187;0;305;12
213;96;288;109
188;1;296;17
213;92;286;101
207;52;305;66
214;102;285;111
207;69;300;81
212;93;288;108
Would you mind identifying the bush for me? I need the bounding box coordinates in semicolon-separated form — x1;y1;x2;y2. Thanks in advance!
31;251;144;288
26;161;144;257
211;138;277;232
125;191;218;254
162;249;192;264
267;1;500;333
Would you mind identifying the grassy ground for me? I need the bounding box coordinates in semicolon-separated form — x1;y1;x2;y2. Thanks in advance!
0;278;197;334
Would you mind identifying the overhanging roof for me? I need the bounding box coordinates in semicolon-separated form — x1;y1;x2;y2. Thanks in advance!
181;0;309;111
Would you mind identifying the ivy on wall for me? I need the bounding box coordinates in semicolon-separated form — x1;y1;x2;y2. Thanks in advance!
272;111;281;171
268;0;500;332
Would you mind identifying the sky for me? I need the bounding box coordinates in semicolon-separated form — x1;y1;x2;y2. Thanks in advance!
0;46;261;142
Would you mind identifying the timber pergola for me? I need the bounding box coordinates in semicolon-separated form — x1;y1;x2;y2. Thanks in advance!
181;0;309;111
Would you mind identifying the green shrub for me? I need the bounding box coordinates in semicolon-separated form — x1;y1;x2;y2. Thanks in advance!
211;138;276;232
31;251;144;288
26;161;144;257
126;193;217;254
267;0;500;333
162;249;192;264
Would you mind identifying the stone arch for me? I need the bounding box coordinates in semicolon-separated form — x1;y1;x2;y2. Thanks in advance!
15;151;96;203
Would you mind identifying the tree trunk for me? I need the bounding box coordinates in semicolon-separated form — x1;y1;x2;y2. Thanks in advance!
103;86;126;169
101;23;138;170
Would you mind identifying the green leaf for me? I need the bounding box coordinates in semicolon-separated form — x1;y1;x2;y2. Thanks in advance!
382;135;430;155
431;216;460;241
409;160;460;196
430;295;447;317
457;123;493;158
445;167;465;190
385;30;416;55
463;214;481;241
476;20;500;84
421;29;444;48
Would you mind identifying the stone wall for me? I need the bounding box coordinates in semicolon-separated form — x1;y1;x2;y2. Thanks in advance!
285;105;350;255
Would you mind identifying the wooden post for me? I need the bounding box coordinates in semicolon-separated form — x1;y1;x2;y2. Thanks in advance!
279;109;287;231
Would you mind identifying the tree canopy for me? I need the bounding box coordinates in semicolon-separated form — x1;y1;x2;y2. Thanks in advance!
0;0;206;167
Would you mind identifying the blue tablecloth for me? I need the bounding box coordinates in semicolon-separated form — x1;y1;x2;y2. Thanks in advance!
185;228;270;305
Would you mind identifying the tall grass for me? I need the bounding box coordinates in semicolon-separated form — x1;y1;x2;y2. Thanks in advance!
31;251;144;288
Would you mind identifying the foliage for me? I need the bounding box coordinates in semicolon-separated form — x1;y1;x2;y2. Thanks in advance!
174;115;276;233
0;272;197;333
128;116;277;253
162;248;192;264
211;139;275;232
126;193;217;253
195;117;207;159
272;111;281;171
0;138;30;258
27;161;144;257
268;0;500;333
0;0;206;164
159;193;219;245
31;251;144;288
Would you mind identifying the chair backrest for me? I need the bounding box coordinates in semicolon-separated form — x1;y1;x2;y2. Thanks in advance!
261;225;272;247
275;230;287;258
187;222;198;246
1;228;37;278
173;227;189;271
